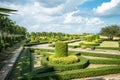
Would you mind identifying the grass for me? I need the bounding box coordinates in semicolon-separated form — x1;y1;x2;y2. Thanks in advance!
99;41;119;47
8;48;31;80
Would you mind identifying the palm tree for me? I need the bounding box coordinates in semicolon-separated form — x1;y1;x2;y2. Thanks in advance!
0;7;17;16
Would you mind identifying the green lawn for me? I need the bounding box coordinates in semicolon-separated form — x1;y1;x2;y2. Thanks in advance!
99;41;119;47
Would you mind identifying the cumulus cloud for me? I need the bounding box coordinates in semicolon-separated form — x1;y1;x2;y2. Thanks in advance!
94;0;120;16
0;0;106;33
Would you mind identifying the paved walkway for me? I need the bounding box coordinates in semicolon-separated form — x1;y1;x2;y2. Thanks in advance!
0;47;23;80
31;44;120;55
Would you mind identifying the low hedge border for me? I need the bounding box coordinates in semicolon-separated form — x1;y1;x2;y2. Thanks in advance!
95;46;119;50
22;66;120;80
89;59;120;65
41;56;89;71
80;52;120;59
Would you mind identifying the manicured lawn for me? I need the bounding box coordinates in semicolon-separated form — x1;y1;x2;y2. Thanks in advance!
99;41;119;47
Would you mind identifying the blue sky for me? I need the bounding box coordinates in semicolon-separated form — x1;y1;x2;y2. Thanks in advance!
0;0;120;33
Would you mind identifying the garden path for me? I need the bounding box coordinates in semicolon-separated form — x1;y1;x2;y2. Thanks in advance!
0;47;23;80
30;44;120;55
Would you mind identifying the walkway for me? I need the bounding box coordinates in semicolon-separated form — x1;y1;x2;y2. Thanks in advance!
0;47;23;80
30;44;120;55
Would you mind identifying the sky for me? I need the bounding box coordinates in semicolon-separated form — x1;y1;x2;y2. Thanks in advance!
0;0;120;34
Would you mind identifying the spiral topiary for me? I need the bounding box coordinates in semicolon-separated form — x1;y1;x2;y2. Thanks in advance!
55;41;68;57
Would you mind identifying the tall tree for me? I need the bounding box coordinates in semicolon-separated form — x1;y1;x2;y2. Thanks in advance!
100;25;120;40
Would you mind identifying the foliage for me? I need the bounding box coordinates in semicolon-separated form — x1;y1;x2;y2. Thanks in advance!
100;25;120;40
23;66;120;80
80;52;120;59
41;56;89;71
89;59;120;64
49;55;79;64
55;41;68;57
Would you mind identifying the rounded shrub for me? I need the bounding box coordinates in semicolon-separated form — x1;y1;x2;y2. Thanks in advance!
55;41;68;57
81;45;87;49
91;46;95;50
49;55;79;64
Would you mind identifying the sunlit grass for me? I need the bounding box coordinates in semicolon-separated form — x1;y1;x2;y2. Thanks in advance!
99;41;119;47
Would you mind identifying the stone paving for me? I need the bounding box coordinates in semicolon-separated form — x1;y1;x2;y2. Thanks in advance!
0;47;23;80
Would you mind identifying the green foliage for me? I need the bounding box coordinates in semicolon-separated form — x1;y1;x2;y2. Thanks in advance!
23;66;120;80
34;50;51;56
89;59;120;64
49;55;79;64
95;46;119;50
90;46;95;50
41;56;89;71
55;41;68;57
80;52;120;59
100;25;120;40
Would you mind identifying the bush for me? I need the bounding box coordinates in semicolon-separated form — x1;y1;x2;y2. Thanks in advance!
81;45;87;49
55;41;68;57
95;46;119;50
89;59;120;64
41;56;89;71
90;46;95;50
80;52;120;59
23;66;120;80
49;55;79;64
34;50;51;56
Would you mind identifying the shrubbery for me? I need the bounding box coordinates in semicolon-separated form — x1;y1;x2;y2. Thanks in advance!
55;41;68;57
41;56;89;71
49;55;79;64
23;66;120;80
80;52;120;59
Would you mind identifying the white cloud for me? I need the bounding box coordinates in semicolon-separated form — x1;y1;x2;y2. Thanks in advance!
0;0;106;33
94;0;120;16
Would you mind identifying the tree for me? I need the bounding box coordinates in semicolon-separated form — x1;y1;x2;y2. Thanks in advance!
0;7;17;16
100;25;120;40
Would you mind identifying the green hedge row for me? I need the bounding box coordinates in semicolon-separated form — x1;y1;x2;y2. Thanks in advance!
95;46;120;50
80;52;120;59
41;56;89;71
22;66;120;80
89;59;120;65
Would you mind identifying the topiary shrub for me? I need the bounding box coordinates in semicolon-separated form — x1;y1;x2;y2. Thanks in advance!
91;46;95;50
55;41;68;57
49;55;79;64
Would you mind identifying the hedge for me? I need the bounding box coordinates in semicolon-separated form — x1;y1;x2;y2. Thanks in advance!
80;52;120;59
89;59;120;65
95;46;119;50
41;56;89;71
22;66;120;80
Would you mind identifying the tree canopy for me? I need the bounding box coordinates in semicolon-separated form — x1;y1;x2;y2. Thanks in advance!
100;25;120;40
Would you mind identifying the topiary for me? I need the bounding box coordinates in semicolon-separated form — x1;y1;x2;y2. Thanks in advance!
55;41;68;57
49;55;79;64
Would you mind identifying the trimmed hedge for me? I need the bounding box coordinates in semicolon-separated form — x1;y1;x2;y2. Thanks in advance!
80;52;120;59
55;41;68;57
89;59;120;65
22;66;120;80
41;56;89;71
95;46;119;50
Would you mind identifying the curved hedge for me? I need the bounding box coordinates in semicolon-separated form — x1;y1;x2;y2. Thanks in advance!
41;56;89;71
